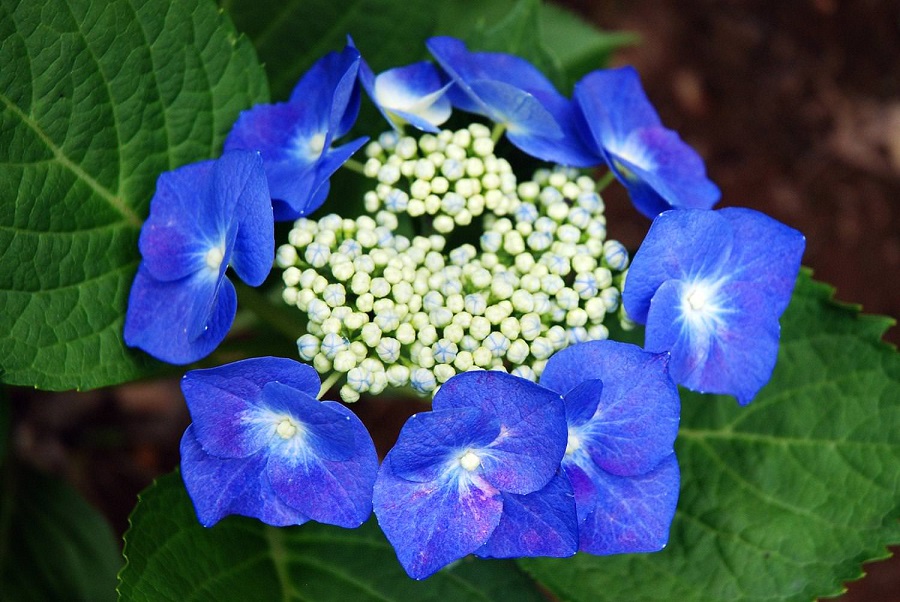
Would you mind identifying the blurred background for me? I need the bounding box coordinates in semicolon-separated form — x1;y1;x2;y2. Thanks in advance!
8;1;900;599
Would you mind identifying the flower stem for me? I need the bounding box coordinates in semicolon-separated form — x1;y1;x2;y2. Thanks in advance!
318;371;343;399
491;122;506;143
596;170;616;191
343;158;367;175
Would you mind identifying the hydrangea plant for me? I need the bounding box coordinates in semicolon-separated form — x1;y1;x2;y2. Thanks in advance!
3;1;897;600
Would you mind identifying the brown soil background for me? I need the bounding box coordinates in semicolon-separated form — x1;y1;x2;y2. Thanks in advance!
8;1;900;600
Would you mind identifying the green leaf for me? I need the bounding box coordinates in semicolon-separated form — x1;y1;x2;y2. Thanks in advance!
0;0;268;390
119;472;545;601
521;270;900;601
0;464;121;602
221;0;437;101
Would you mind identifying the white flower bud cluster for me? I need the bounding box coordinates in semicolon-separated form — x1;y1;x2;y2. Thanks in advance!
360;125;516;235
277;127;630;403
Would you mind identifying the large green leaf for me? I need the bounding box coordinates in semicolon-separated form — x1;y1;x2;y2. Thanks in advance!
0;464;122;601
521;270;900;601
221;0;436;101
0;0;268;391
118;472;546;601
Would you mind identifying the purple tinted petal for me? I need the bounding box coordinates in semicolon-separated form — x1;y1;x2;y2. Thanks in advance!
266;398;377;527
434;371;567;495
562;457;600;525
123;266;236;364
225;101;319;166
541;341;679;476
577;454;679;555
373;459;502;580
475;471;578;559
180;426;307;528
387;407;500;483
720;207;805;316
573;67;662;153
646;280;781;405
623;209;734;324
215;151;274;287
138;159;224;283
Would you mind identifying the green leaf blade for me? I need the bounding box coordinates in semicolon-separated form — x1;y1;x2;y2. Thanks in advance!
0;0;268;390
119;472;546;602
521;271;900;601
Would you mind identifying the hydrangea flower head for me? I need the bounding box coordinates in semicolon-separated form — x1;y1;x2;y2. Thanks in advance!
373;370;576;579
225;44;368;220
539;340;680;554
358;58;452;133
574;66;720;217
180;356;378;528
124;150;274;364
427;36;595;166
623;208;805;404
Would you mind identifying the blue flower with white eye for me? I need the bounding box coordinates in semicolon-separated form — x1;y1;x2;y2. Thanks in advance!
359;58;451;133
225;45;368;221
124;150;273;365
179;357;378;528
373;370;576;580
427;36;595;166
623;208;805;404
573;66;720;218
539;340;681;555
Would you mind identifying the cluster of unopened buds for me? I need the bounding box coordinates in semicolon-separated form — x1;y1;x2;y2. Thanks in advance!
123;34;805;579
277;126;631;402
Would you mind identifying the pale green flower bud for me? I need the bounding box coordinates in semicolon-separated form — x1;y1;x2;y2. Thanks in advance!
484;332;511;357
566;308;589;328
434;363;456;383
307;299;331;323
376;337;401;363
323;284;346;308
433;215;455;233
500;316;521;340
424;194;441;214
511;365;537;381
473;346;492;367
395;323;415;345
361;322;382;347
506;339;530;364
414;159;436;180
386;364;410;387
603;240;629;270
407;198;426;217
417;324;438;345
431;176;449;195
410;368;437;394
556;287;580;310
520;313;542;340
470;316;491;340
333;350;358;373
313;353;332;373
589;324;610;341
531;336;554;360
600;287;620;312
296;334;320;361
433;338;459;363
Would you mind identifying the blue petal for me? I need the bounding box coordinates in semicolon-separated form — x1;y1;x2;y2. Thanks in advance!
427;36;596;166
573;67;661;150
123;266;236;364
289;45;362;140
433;371;567;495
606;127;721;217
361;60;452;133
575;453;679;555
301;136;369;218
720;207;806;317
138;159;229;283
180;426;307;528
645;279;781;405
264;391;378;527
387;407;500;483
575;67;720;215
540;341;680;476
215;151;275;287
373;457;503;580
475;470;578;559
623;209;734;325
181;357;322;459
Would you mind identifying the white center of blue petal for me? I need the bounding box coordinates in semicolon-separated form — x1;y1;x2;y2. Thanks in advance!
205;244;225;272
308;133;327;156
276;417;299;440
565;429;582;456
681;281;723;326
459;450;482;471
